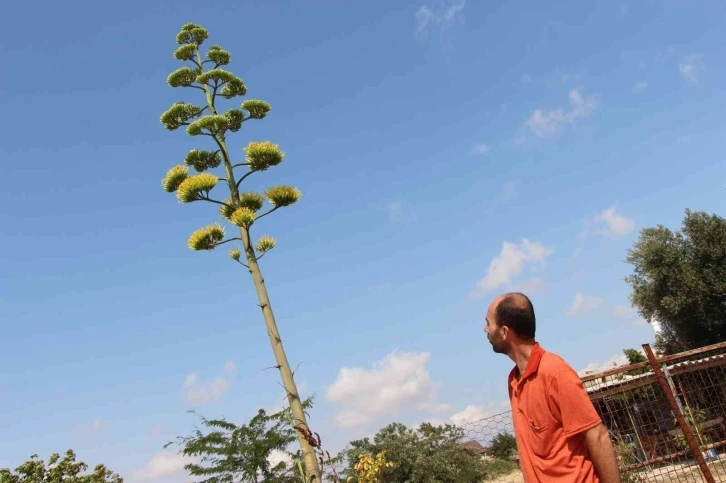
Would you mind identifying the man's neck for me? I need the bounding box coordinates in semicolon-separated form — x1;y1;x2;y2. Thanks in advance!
508;340;536;379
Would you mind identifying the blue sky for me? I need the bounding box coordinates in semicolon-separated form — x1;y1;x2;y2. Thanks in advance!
1;0;725;480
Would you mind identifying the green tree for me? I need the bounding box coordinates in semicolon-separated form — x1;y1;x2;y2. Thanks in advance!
0;450;122;483
158;23;320;479
487;432;517;461
166;401;314;483
625;209;726;354
342;422;488;483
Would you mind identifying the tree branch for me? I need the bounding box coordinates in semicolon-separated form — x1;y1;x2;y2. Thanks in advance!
197;195;229;206
231;163;249;169
235;170;257;190
234;259;250;269
213;237;242;248
256;206;280;221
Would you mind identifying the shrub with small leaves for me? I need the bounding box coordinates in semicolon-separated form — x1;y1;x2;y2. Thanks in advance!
239;192;264;212
245;141;285;171
242;100;271;119
188;224;225;250
265;186;301;207
256;235;276;253
177;173;218;202
162;165;189;192
230;207;256;228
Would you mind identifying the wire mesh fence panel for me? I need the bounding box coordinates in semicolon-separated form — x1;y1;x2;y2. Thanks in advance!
457;411;524;483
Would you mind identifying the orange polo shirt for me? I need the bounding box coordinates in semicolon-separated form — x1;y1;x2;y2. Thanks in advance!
509;343;602;482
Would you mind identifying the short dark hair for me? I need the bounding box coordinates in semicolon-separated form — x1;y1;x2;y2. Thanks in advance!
495;292;536;339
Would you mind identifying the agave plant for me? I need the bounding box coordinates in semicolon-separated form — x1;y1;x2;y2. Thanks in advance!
158;23;320;481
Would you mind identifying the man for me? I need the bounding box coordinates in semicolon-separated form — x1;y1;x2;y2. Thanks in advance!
484;292;621;483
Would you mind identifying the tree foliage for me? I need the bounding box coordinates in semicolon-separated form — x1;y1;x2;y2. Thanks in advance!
341;422;489;483
487;432;517;461
0;450;122;483
625;209;726;354
165;400;315;483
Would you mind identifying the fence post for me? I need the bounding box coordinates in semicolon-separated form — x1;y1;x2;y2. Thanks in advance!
642;344;715;483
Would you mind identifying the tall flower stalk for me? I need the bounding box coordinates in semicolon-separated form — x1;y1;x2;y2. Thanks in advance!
159;23;321;481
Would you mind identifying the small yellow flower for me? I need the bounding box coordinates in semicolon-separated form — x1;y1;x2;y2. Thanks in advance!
244;141;285;171
229;207;256;228
256;235;276;253
176;173;218;203
265;185;301;208
187;224;225;251
162;165;188;192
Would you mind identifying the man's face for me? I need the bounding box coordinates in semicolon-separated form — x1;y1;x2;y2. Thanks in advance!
485;302;509;354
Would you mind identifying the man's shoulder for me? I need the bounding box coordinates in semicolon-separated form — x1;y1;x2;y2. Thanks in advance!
538;349;578;377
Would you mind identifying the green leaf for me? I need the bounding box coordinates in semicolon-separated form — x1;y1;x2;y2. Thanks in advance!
162;165;189;192
187;224;225;250
265;185;301;208
176;173;218;202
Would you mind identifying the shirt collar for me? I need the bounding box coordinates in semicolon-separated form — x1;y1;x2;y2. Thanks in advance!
508;342;545;385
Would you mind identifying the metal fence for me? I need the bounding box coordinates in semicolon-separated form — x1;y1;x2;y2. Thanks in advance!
325;341;726;482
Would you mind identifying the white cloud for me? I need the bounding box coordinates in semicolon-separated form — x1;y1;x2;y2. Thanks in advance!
473;239;553;295
223;359;238;376
471;143;489;154
450;402;510;426
327;351;445;428
268;449;292;469
679;54;704;84
594;206;635;237
525;89;597;138
415;0;466;39
632;81;648;93
613;304;646;326
507;277;547;295
183;373;230;404
567;292;603;316
132;452;196;482
578;353;629;376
